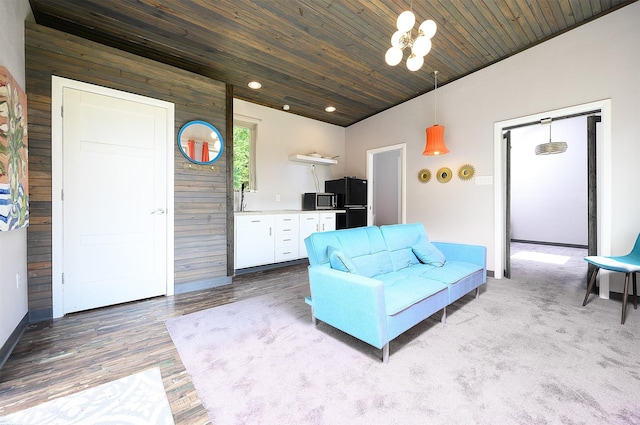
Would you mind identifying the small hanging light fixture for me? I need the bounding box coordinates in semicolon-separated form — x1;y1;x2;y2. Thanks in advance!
535;118;568;155
423;71;449;156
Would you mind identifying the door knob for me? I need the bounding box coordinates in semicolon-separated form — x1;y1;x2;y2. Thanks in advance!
151;208;165;215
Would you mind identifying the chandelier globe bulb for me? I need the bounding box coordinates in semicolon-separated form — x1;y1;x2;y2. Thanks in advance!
406;53;424;71
419;19;437;39
385;46;403;66
397;10;416;32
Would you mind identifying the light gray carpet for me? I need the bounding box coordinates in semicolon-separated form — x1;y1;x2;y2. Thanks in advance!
166;276;640;425
0;367;174;425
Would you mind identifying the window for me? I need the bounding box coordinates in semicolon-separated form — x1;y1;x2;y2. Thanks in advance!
233;120;257;191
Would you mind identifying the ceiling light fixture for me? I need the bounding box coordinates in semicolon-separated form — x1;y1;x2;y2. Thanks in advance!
423;71;449;156
385;3;437;72
325;106;336;112
535;118;568;155
248;81;262;89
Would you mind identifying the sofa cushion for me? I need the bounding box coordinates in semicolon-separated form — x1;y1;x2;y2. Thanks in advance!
415;261;483;284
412;239;446;267
376;272;448;315
380;223;437;271
328;246;359;273
352;250;394;278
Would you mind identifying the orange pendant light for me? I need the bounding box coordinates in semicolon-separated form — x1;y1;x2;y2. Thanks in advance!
423;124;449;155
423;70;449;156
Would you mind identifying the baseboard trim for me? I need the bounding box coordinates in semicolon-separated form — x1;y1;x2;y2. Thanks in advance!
510;239;588;249
175;276;233;295
234;258;309;276
0;312;29;370
29;307;53;323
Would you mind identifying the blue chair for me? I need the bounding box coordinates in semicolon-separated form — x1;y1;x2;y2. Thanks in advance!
583;234;640;324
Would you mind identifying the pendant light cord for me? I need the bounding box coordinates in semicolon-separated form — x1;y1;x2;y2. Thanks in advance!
434;70;438;124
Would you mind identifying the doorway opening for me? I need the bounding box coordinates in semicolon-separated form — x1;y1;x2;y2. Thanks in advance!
366;144;406;226
505;113;599;288
493;99;612;297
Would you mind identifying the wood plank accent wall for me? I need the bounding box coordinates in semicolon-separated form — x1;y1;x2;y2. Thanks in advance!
25;22;231;321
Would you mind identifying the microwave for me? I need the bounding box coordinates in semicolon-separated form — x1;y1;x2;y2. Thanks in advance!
303;192;336;210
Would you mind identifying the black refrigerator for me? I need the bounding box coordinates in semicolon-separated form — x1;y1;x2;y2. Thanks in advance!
325;177;368;229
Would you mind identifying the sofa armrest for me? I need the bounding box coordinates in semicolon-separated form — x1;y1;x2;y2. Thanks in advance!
307;265;388;348
432;242;487;279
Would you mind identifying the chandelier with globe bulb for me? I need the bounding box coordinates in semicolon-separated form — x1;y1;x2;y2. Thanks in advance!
385;9;437;72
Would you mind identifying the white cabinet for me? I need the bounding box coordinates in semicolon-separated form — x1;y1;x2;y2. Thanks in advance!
298;212;335;258
299;214;320;258
235;214;275;269
235;211;339;269
319;212;336;232
274;214;299;262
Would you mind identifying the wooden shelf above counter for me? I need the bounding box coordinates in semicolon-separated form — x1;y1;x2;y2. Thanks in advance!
288;154;338;165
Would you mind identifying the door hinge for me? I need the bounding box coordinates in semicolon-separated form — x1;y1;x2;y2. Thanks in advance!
61;105;63;117
62;272;65;285
61;189;64;201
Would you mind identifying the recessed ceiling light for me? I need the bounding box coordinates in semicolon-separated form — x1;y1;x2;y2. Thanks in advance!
248;81;262;89
283;104;290;110
325;106;336;112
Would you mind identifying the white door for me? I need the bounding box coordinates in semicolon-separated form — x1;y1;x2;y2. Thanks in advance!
366;144;406;226
62;87;168;314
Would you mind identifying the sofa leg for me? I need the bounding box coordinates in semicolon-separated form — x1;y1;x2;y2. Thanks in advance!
475;287;480;299
382;343;389;364
441;306;447;325
310;306;317;326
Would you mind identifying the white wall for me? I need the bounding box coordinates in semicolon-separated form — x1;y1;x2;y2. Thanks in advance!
345;3;640;282
233;99;345;211
510;116;588;245
0;0;32;352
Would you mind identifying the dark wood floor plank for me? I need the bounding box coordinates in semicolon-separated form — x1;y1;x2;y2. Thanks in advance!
0;264;310;424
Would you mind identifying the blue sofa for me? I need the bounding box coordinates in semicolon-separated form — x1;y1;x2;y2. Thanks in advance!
304;223;486;363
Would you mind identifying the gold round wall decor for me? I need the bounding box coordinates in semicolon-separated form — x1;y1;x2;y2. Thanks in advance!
458;164;475;181
437;167;452;183
418;168;431;183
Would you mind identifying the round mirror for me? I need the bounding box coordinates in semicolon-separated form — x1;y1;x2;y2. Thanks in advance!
178;120;224;164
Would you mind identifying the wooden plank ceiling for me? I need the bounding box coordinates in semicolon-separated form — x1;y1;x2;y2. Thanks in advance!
29;0;635;127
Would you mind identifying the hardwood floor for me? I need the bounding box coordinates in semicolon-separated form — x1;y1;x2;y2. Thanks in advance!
0;264;310;424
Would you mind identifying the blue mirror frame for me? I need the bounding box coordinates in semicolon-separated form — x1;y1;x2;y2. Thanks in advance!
178;120;224;164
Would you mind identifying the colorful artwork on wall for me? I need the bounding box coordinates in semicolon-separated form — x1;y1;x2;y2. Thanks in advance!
0;66;29;231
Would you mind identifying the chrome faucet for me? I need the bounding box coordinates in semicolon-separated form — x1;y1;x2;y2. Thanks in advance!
240;183;246;212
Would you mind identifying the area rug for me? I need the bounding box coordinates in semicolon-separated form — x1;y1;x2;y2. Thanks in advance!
166;279;640;425
0;368;174;425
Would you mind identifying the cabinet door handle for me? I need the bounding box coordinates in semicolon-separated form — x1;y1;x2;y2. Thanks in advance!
251;220;260;223
322;224;325;231
270;227;272;236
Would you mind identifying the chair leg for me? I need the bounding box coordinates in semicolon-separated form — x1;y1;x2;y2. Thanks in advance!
441;306;447;325
583;267;600;306
382;343;389;364
621;273;630;325
475;287;480;299
633;272;638;310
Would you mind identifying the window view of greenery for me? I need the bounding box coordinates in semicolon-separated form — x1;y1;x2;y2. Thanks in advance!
233;122;255;191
